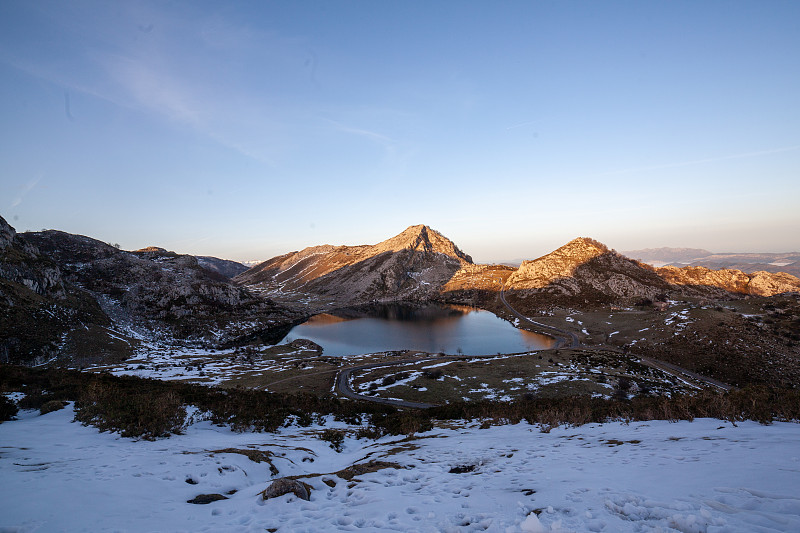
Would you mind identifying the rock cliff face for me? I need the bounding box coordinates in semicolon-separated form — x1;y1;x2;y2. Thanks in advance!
657;266;800;297
236;225;472;306
0;218;66;300
1;216;109;364
25;231;302;346
504;238;672;304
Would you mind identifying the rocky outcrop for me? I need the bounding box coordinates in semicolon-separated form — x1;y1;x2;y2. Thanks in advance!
236;225;472;306
658;265;800;297
748;271;800;296
507;238;609;290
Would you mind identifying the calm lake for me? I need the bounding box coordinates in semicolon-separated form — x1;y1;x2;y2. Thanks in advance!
280;303;554;356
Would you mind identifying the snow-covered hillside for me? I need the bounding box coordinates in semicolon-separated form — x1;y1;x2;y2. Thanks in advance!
2;404;799;532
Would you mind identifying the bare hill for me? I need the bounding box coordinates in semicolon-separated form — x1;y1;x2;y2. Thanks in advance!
504;238;672;306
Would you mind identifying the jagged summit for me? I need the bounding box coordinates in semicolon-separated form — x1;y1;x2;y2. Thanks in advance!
549;237;609;259
235;225;473;305
373;225;473;264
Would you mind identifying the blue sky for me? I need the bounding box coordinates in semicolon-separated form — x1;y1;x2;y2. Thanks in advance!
1;1;798;263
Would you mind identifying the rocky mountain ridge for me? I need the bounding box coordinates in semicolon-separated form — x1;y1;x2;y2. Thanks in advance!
24;231;301;347
657;266;800;298
1;216;109;365
135;247;248;279
196;256;249;279
239;229;800;309
4;215;800;367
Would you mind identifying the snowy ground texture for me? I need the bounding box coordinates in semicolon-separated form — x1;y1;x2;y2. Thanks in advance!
2;406;800;532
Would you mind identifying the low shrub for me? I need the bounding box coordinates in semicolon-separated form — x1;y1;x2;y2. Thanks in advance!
39;399;68;415
423;369;443;380
319;429;345;452
74;380;186;440
3;365;800;441
0;395;18;422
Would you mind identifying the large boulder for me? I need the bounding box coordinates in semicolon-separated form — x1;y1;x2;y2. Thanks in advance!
260;477;313;501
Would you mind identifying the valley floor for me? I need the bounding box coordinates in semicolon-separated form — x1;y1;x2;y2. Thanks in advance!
2;404;799;532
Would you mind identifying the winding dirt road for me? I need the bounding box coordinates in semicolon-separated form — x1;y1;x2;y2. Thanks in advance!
335;359;438;408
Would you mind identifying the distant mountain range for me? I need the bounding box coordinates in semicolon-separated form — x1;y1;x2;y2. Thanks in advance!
196;256;250;278
3;215;800;365
623;247;800;277
237;226;800;309
134;247;249;279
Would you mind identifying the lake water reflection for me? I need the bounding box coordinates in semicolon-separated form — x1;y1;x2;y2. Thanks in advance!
280;303;554;356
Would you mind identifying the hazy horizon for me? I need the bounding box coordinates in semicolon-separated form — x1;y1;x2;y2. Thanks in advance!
2;1;798;263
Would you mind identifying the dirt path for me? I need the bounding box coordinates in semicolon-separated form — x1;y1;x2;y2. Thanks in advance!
261;368;340;390
498;282;579;348
639;356;733;392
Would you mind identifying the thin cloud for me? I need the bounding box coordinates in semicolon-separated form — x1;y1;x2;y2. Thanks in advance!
505;119;540;130
103;54;202;125
0;25;281;165
325;118;394;145
597;145;800;177
11;176;42;208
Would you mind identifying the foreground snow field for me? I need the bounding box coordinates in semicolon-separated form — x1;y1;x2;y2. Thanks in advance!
2;405;799;532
